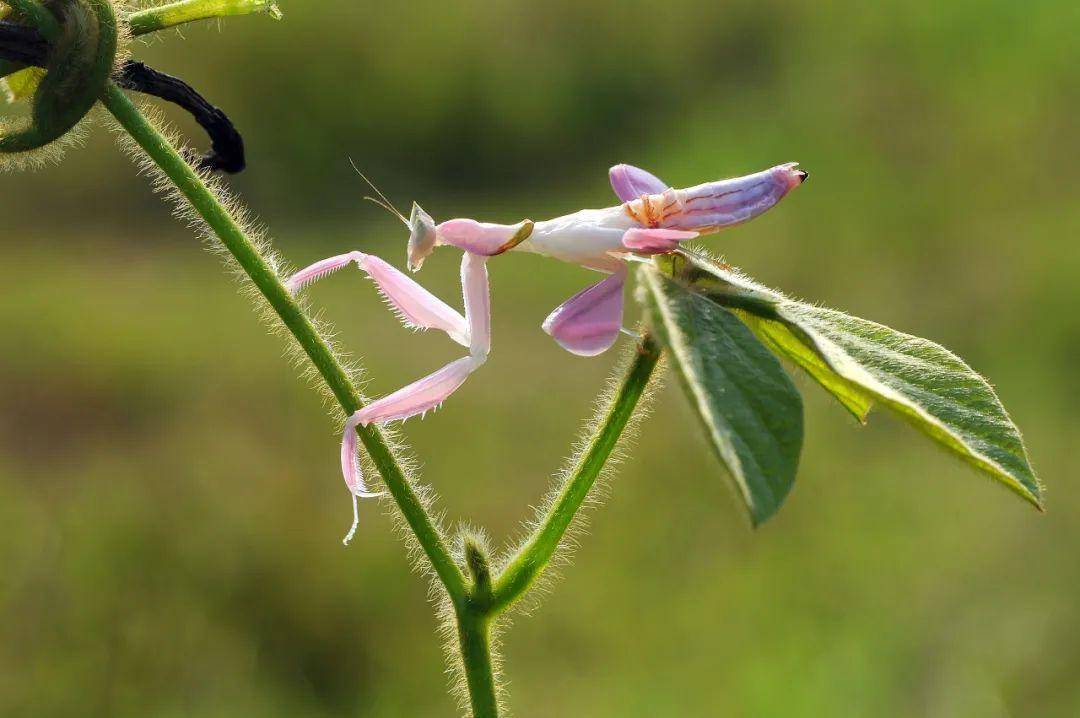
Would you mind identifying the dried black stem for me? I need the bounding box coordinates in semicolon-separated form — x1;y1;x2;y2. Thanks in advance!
114;61;245;173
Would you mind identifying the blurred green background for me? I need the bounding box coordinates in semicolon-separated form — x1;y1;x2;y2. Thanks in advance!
2;0;1078;715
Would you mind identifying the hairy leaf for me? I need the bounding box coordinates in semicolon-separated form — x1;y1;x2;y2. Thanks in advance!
739;312;875;422
656;251;1043;508
640;266;804;525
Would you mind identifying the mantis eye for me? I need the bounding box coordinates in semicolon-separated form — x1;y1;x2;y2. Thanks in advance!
407;202;437;272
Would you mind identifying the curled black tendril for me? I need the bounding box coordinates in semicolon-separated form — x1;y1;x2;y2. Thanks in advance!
0;20;246;173
115;61;245;173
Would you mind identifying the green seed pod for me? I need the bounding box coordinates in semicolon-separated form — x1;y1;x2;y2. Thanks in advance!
0;0;118;159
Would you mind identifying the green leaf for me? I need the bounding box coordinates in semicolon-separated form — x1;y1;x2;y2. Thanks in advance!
739;313;875;422
658;251;1043;509
640;265;804;525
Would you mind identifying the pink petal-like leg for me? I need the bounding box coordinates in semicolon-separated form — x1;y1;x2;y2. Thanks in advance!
353;253;491;425
354;356;482;424
622;228;699;254
542;264;627;356
286;251;469;346
285;252;361;294
286;251;488;542
340;412;384;546
609;164;668;202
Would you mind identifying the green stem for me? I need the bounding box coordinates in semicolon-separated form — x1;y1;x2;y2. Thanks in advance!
127;0;281;36
457;606;499;718
99;81;468;601
100;78;663;716
450;337;661;715
490;336;661;613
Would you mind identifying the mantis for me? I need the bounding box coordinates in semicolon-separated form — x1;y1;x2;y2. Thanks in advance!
285;162;808;542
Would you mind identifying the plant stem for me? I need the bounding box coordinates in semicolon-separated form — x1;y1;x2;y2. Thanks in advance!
490;336;661;613
450;338;661;715
127;0;281;36
99;80;467;601
101;77;662;718
457;606;499;718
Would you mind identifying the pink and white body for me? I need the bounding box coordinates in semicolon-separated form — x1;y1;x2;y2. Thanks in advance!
285;162;807;543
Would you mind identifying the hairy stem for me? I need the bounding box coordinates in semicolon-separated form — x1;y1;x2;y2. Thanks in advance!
127;0;281;36
102;77;664;716
449;337;662;715
99;80;468;601
100;80;663;717
490;336;661;612
458;606;499;718
98;58;665;717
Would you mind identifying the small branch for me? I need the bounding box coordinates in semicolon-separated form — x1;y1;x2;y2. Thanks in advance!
464;537;493;603
451;336;662;715
99;80;468;601
490;335;662;613
127;0;281;36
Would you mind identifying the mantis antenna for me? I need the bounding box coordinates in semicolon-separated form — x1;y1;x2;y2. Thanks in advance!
348;157;409;227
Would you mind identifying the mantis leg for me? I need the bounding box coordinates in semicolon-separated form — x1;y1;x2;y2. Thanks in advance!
286;251;489;543
339;412;384;545
295;252;490;542
286;251;470;346
353;252;490;425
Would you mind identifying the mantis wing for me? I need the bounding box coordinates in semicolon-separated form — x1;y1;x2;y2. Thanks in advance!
609;164;668;202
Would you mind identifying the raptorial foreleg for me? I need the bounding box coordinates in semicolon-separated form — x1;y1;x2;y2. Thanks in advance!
286;251;491;543
352;252;490;424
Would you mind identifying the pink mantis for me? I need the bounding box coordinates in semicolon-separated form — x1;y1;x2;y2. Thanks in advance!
285;162;807;542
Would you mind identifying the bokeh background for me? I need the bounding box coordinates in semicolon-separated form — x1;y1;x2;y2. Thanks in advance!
2;0;1078;715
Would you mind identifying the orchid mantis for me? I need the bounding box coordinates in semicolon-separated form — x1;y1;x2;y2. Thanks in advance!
286;162;808;542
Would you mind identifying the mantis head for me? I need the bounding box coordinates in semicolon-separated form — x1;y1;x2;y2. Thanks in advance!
408;206;534;271
407;202;437;272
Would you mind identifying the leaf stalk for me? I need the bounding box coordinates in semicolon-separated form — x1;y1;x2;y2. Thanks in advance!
489;336;661;614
